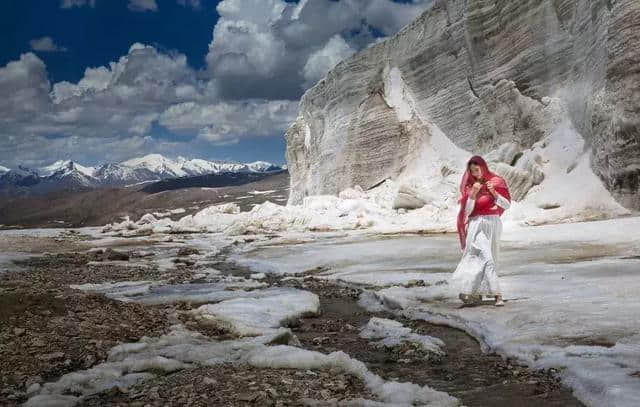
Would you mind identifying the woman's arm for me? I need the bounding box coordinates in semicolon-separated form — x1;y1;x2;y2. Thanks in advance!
495;193;510;210
465;196;476;217
487;180;511;210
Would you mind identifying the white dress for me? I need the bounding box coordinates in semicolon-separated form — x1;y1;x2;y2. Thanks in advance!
449;193;511;296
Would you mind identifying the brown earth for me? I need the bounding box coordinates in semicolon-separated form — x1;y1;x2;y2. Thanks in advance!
0;171;289;229
0;239;203;406
81;364;373;407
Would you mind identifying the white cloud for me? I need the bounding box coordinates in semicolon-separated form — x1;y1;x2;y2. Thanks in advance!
216;0;286;25
0;46;200;167
177;0;201;10
60;0;96;8
291;0;309;20
127;0;158;12
207;19;287;78
206;0;433;99
0;53;51;121
302;35;355;87
29;37;68;52
0;46;298;167
51;43;197;105
159;99;298;145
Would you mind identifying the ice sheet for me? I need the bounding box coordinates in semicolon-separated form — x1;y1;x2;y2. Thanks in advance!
193;288;320;336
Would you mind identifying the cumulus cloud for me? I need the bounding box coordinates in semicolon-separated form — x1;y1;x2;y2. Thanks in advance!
29;37;68;52
159;100;298;145
60;0;96;8
51;43;197;104
302;35;355;87
208;19;287;79
206;0;433;99
127;0;158;12
0;45;297;167
0;53;51;122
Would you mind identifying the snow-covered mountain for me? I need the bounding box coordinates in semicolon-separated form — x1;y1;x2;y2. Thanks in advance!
245;161;282;173
0;165;40;187
0;154;284;192
39;160;95;178
122;154;282;179
180;158;245;176
121;154;189;179
117;154;283;182
93;163;159;186
45;161;98;188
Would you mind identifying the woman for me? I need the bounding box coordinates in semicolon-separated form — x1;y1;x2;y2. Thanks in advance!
450;155;512;306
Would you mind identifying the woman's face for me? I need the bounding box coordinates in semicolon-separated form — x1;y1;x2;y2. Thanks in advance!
469;163;482;180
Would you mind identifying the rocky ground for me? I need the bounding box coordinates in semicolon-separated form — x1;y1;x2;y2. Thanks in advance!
81;364;372;407
0;231;585;406
221;269;584;407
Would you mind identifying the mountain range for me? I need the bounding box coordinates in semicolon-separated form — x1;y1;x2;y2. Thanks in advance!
0;154;283;193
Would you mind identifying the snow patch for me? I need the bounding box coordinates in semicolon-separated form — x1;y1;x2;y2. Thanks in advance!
248;190;277;195
192;288;320;336
70;281;154;301
360;317;445;355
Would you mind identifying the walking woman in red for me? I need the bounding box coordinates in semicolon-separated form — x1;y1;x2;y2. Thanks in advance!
449;155;512;306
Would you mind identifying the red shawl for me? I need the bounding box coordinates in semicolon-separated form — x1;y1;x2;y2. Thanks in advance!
456;155;511;251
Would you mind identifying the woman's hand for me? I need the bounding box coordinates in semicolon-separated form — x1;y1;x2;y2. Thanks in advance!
471;182;482;198
486;181;497;196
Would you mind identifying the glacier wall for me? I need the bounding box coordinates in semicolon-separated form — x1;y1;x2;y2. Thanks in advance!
286;0;639;214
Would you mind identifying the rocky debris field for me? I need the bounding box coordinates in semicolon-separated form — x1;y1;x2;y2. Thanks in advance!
0;231;584;406
0;247;176;405
82;364;372;407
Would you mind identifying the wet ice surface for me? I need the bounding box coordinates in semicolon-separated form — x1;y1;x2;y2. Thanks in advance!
230;234;459;283
232;216;640;407
0;227;102;273
193;288;320;336
0;251;31;273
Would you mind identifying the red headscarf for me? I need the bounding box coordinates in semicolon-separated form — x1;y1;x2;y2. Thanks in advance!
456;155;511;251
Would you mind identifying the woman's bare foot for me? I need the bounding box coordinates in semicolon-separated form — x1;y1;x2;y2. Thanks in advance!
494;295;504;307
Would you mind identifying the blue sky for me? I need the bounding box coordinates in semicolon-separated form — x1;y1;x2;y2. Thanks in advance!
0;0;432;168
0;1;216;83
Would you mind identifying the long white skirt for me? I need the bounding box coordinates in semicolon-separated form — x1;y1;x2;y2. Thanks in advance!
449;214;503;296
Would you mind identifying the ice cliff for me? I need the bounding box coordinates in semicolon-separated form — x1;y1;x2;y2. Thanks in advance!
286;0;640;217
